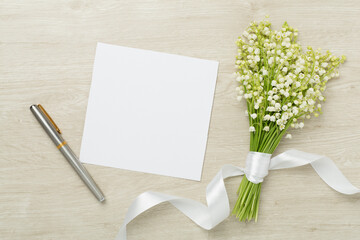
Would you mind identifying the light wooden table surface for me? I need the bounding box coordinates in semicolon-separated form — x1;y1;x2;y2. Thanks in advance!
1;0;360;239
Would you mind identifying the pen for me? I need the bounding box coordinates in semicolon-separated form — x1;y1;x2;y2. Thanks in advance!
30;104;105;202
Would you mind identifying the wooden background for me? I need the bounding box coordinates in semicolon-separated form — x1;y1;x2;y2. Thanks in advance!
1;0;359;239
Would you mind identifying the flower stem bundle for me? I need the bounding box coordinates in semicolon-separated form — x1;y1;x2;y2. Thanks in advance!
232;17;345;222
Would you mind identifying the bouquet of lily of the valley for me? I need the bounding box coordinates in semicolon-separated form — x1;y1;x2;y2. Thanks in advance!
232;18;346;222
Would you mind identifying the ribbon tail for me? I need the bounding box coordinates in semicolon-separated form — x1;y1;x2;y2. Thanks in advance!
270;149;360;195
115;165;245;240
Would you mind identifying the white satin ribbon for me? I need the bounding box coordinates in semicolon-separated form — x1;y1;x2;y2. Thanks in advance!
115;149;359;240
244;151;271;184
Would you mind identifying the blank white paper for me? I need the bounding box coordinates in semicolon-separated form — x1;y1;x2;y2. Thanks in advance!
80;42;219;181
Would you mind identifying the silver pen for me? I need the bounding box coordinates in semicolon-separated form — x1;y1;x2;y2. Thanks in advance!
30;104;105;202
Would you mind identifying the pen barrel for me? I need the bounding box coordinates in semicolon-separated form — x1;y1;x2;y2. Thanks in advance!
30;105;105;202
59;144;105;202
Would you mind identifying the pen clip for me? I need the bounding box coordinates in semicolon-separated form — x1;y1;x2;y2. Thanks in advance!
38;104;62;134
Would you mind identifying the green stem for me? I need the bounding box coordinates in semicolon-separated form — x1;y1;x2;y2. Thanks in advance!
233;115;293;222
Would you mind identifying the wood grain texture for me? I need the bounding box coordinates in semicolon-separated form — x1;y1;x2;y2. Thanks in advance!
1;0;360;239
